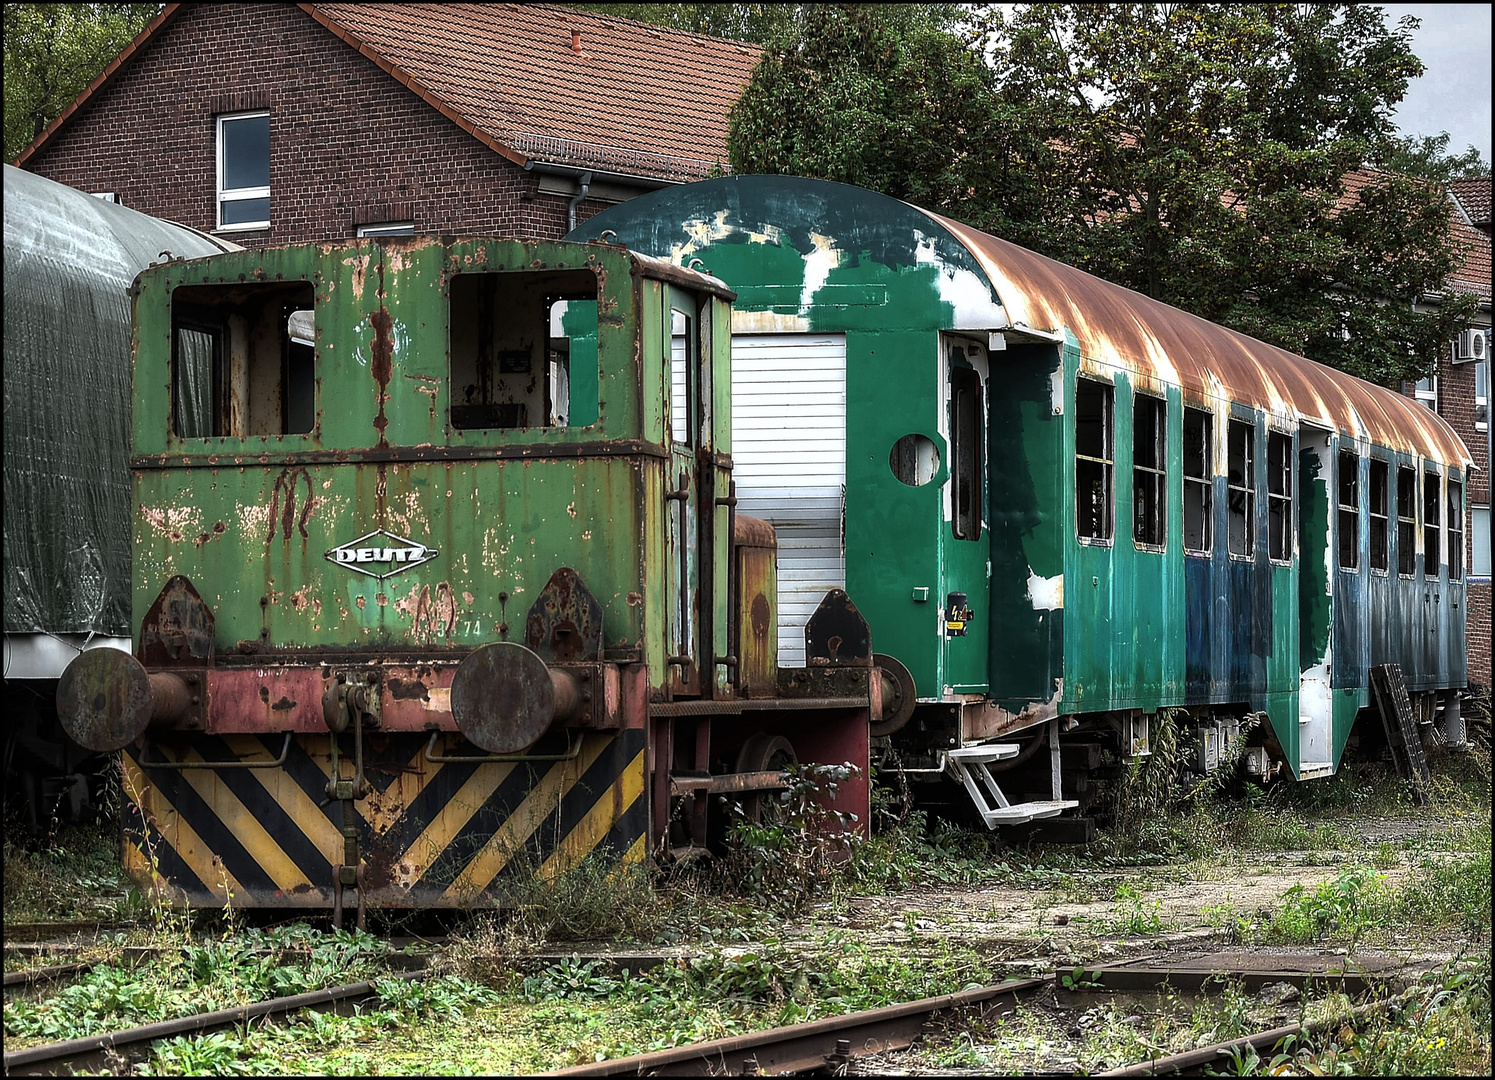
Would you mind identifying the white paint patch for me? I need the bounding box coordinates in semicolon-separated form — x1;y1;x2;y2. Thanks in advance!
1026;570;1064;610
1050;366;1065;414
910;229;1007;329
800;232;840;311
732;309;810;333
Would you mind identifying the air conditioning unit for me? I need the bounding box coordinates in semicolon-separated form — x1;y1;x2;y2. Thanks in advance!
1453;328;1488;363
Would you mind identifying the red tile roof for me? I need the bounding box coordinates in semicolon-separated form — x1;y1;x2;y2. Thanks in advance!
308;3;760;180
1449;176;1492;226
16;3;761;181
1447;218;1492;298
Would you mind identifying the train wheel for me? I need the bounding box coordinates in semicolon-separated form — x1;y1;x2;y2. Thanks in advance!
735;734;797;824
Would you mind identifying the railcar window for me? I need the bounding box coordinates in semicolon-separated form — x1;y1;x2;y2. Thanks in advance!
951;366;984;540
1267;431;1292;562
1397;466;1416;576
1075;378;1114;542
449;270;598;430
669;308;691;444
1368;459;1389;572
171;282;315;438
1448;480;1463;581
1423;472;1441;576
1227;420;1254;557
1183;407;1212;554
1337;450;1359;570
1132;395;1165;548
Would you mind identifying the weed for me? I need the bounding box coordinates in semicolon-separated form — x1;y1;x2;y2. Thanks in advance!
1263;865;1390;947
1060;966;1103;991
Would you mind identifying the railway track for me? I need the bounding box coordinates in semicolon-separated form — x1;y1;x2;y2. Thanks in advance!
541;954;1420;1077
2;974;422;1076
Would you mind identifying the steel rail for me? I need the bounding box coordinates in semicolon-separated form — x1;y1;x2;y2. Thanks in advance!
2;961;99;990
543;973;1053;1076
2;974;419;1076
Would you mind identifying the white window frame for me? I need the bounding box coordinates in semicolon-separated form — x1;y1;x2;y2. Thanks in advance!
1413;374;1437;412
1472;505;1491;579
357;222;416;238
1476;359;1488;433
216;110;270;232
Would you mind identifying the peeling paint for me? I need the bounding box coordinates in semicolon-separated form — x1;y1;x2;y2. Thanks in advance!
1025;570;1064;611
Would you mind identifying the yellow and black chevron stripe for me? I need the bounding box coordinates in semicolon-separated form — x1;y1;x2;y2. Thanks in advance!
121;729;648;908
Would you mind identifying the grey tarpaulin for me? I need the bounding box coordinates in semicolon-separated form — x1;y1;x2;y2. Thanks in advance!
3;165;235;635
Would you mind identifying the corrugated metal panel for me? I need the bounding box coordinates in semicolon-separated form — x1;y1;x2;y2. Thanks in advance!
731;334;847;666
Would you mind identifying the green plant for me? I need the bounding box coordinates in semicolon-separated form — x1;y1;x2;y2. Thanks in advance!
1060;966;1102;991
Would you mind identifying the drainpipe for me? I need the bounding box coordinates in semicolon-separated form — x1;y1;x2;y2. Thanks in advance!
567;171;593;234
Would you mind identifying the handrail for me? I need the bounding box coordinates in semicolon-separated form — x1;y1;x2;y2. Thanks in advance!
137;731;293;770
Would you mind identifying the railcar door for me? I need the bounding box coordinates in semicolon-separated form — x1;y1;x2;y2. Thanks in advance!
1297;426;1334;774
666;287;704;695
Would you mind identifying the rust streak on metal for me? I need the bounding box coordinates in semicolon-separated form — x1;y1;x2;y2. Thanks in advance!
369;307;394;446
265;468;314;544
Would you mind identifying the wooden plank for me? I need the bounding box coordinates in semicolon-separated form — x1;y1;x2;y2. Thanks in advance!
1370;664;1430;805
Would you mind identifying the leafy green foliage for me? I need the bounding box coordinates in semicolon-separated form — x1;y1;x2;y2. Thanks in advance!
728;3;1477;386
3;3;160;163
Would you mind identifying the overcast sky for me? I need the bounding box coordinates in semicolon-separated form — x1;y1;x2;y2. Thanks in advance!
1379;3;1492;162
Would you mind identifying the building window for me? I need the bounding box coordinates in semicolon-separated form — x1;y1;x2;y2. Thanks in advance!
1337;449;1359;570
1448;480;1463;581
1227;419;1254;557
1132;394;1165;548
1267;430;1292;563
1413;375;1437;412
217;111;270;230
1396;466;1416;577
1075;378;1113;542
1423;471;1440;576
1183;407;1212;554
1477;360;1488;432
1473;505;1491;578
1368;459;1389;572
357;222;416;238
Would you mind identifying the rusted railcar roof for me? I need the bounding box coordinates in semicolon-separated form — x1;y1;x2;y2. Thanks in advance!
928;212;1471;469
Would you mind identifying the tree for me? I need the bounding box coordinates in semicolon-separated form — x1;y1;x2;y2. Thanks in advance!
3;3;159;164
1381;133;1491;183
569;4;800;46
727;3;1476;385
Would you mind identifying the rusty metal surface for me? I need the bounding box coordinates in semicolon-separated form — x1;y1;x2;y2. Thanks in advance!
804;588;873;667
733;515;777;697
55;647;153;752
870;652;917;736
525;567;605;662
449;641;557;753
928;212;1471;467
138;575;215;667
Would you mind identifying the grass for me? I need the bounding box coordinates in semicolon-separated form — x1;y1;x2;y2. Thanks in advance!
2;824;134;925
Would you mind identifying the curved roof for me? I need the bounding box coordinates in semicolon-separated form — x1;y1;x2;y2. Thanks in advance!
929;213;1469;468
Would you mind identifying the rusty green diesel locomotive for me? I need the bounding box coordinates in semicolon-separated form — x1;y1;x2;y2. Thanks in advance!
56;237;886;922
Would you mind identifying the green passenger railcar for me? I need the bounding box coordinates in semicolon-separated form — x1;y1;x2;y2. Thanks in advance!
576;176;1471;826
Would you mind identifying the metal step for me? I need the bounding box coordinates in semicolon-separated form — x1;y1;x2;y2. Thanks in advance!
982;799;1079;825
942;730;1077;829
1298;762;1334;780
945;744;1020;765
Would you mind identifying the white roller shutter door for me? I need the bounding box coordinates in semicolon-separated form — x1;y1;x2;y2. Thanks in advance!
731;334;847;667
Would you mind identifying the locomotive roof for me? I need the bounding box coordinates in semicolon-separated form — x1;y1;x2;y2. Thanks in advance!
572;175;1470;470
930;212;1471;469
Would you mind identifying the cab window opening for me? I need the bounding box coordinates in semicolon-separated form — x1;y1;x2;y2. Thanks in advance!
1183;406;1212;554
449;269;598;430
1337;449;1359;571
171;281;315;438
1132;394;1165;548
1076;378;1113;542
1227;419;1254;557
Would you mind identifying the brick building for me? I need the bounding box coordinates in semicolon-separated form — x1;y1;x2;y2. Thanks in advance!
14;2;760;244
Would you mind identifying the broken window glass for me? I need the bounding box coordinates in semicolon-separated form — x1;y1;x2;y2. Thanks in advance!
1423;471;1441;577
1337;450;1359;570
1368;459;1389;571
1227;419;1254;557
1397;466;1416;577
1267;431;1291;562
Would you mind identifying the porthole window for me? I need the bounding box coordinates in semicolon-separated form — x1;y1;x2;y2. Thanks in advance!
890;434;939;486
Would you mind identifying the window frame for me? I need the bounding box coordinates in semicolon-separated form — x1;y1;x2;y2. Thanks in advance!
1336;448;1360;572
1182;406;1213;556
1423;470;1441;578
1396;465;1417;578
1226;418;1255;559
1074;376;1114;544
216;110;270;232
1412;375;1437;412
1266;429;1292;564
1476;359;1488;433
1448;479;1463;582
1368;458;1390;573
1132;392;1166;550
357;222;416;238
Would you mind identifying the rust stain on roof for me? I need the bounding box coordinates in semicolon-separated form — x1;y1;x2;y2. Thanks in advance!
926;211;1470;469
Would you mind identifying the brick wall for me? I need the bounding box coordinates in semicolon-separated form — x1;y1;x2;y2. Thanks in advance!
1404;345;1491;690
24;3;612;245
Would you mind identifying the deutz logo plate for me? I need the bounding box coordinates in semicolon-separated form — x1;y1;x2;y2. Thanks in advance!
325;530;439;580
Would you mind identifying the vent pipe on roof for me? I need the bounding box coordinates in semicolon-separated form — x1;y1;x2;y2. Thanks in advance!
568;172;593;234
572;29;582;54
